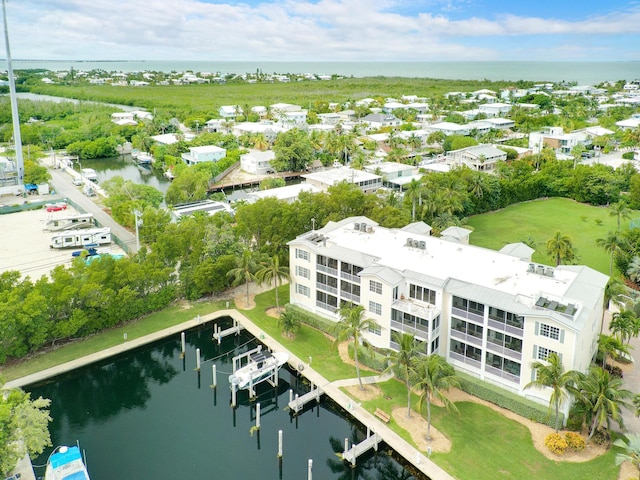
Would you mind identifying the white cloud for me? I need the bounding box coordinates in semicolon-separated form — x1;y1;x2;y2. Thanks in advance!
4;0;639;61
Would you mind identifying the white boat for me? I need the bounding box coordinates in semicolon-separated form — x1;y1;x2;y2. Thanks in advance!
45;445;90;480
135;152;153;164
80;168;98;182
229;350;289;391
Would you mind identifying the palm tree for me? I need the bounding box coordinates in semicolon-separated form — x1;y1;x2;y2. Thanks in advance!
627;256;640;285
412;354;459;441
333;303;378;389
384;332;425;418
226;248;259;307
546;231;575;266
253;133;269;151
278;309;300;339
405;178;422;222
525;353;576;432
597;333;631;367
610;200;631;231
254;254;289;312
572;366;632;441
610;309;639;346
614;433;640;480
596;230;628;275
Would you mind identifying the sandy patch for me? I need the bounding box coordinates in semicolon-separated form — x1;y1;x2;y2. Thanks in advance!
337;341;376;372
392;407;452;453
345;383;382;401
265;307;281;318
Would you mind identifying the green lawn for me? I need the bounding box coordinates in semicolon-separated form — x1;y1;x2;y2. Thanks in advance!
466;197;636;276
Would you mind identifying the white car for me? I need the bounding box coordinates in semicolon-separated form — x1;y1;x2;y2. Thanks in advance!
72;177;83;186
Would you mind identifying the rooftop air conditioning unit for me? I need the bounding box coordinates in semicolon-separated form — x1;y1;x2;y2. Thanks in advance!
412;239;421;248
544;267;554;277
418;241;426;250
361;222;367;231
527;263;535;273
354;222;360;231
406;237;413;247
536;265;545;275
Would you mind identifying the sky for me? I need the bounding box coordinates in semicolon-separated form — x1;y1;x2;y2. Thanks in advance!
3;0;640;62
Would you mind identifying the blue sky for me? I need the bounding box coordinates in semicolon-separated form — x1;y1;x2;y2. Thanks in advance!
4;0;640;61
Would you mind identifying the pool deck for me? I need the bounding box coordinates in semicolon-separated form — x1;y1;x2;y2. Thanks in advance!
5;308;455;480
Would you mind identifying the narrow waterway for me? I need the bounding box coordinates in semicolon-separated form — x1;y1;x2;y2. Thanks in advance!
77;155;171;195
27;318;419;480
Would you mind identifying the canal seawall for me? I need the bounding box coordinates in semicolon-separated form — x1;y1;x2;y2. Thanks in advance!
4;308;455;480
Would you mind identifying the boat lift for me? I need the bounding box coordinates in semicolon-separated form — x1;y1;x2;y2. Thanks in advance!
213;319;244;344
231;346;280;399
287;383;324;415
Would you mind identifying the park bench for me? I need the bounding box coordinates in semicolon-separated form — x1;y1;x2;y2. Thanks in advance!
374;408;390;423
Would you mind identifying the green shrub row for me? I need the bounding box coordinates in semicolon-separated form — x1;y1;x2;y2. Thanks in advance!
457;372;561;429
285;303;336;335
347;344;389;371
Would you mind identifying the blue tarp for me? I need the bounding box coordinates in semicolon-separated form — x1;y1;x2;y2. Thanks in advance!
24;183;38;191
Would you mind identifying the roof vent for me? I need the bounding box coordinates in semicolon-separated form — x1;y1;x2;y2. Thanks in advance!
406;237;414;247
366;225;373;233
536;265;545;275
527;263;535;273
354;222;360;231
544;267;554;277
418;241;426;250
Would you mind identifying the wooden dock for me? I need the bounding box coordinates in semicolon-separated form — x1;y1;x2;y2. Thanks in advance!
342;429;381;466
208;171;302;192
287;384;323;414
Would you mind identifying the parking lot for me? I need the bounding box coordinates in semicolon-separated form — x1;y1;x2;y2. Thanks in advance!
0;198;126;280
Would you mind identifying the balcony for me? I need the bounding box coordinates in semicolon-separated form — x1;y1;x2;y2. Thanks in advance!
452;307;484;324
450;328;482;347
449;351;481;370
488;318;523;337
317;264;338;276
485;364;521;384
317;283;338;295
340;291;360;303
391;320;429;337
316;300;337;313
485;341;522;362
340;271;361;283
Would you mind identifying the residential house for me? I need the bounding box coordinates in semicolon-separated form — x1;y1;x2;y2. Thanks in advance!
240;149;275;175
181;145;227;165
301;167;382;193
447;144;507;172
288;216;607;412
361;113;402;130
478;102;513;117
247;183;322;204
219;105;243;119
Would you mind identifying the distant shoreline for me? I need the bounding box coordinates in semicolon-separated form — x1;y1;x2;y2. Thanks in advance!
4;60;640;84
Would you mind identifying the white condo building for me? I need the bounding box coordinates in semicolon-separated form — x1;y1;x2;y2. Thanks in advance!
288;216;608;408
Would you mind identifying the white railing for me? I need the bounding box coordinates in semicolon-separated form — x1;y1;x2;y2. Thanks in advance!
485;341;522;361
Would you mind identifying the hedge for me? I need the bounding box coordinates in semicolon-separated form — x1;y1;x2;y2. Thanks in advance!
457;371;562;429
285;303;336;335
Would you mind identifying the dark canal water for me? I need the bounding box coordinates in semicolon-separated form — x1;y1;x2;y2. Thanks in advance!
78;155;171;195
27;319;419;480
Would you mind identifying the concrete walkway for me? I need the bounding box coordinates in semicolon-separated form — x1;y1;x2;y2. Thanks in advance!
4;308;454;480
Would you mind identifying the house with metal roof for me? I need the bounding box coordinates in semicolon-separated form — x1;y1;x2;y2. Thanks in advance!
288;216;607;414
447;144;507;172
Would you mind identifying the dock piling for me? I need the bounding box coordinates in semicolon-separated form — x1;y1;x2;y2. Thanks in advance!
195;348;201;371
307;459;313;480
212;364;217;388
180;332;185;358
277;430;283;458
256;402;261;429
231;382;237;408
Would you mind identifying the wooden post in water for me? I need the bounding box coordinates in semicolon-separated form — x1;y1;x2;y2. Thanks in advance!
212;365;217;388
256;402;261;429
277;430;283;458
307;459;313;480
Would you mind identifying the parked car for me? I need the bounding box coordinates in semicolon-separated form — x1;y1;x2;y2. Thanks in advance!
46;203;68;212
72;177;83;186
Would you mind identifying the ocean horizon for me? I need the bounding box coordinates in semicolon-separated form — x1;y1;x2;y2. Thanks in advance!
6;60;640;85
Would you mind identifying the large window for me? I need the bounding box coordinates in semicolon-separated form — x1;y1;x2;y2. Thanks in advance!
540;323;560;341
369;280;383;295
317;255;338;269
368;323;382;336
317;291;337;308
488;306;524;329
409;284;436;305
487;329;522;353
452;318;483;338
536;346;558;361
296;284;310;297
296;265;310;279
341;262;363;276
340;280;360;297
317;272;338;288
369;301;382;315
295;248;310;261
452;296;484;316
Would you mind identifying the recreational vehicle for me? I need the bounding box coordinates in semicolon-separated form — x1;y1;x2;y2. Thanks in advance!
50;227;111;249
45;213;95;232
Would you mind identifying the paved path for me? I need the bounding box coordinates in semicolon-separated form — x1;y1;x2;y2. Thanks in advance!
5;308;454;480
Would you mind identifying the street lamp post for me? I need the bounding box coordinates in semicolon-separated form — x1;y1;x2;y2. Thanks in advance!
133;209;142;251
75;159;83;182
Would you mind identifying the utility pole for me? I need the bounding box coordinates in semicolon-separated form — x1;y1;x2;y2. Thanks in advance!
2;0;24;190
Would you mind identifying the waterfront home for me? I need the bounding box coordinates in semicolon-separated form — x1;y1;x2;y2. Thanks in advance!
302;167;382;194
447;144;507;172
288;216;607;417
240;149;275;175
246;183;321;204
181;145;227;166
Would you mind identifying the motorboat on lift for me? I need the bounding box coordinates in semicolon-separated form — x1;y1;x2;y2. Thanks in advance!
229;350;289;391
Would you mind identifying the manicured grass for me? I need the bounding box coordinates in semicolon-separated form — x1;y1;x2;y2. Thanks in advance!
466;197;636;276
0;298;228;382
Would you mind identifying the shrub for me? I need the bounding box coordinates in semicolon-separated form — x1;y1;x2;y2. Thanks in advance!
545;433;568;455
564;432;586;451
285;304;336;335
565;411;584;432
604;363;623;378
457;372;560;428
591;429;611;446
622;151;635;160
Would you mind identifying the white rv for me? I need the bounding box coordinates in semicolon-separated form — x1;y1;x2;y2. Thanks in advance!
50;227;111;249
45;213;95;232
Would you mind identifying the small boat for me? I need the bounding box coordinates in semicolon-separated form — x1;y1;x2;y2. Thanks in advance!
229;350;289;390
45;445;90;480
163;169;175;180
135;152;153;164
80;168;98;183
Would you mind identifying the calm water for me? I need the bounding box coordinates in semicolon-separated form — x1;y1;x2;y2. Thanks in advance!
27;319;419;480
11;60;640;84
78;155;171;195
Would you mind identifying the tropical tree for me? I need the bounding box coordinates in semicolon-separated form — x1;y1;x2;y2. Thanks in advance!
525;353;576;432
333;303;378;389
546;231;576;266
254;254;289;312
405;178;422;222
226;248;259;307
627;256;640;285
597;333;631;367
412;354;459;441
572;366;632;441
278;309;300;339
610;200;632;231
596;230;628;275
384;332;425;418
614;433;640;480
610;309;640;346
